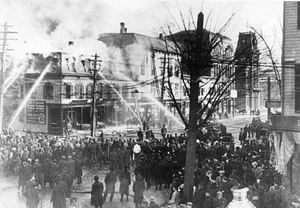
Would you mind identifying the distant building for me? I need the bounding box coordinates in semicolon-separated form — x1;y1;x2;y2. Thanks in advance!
98;22;185;128
235;32;260;112
169;29;235;117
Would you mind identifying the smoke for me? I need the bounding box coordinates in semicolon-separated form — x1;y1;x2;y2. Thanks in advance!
0;0;106;54
101;43;148;81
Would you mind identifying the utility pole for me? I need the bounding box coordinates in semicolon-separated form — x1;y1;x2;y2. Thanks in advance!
267;76;271;121
0;22;17;132
183;12;203;202
90;54;102;137
159;54;170;126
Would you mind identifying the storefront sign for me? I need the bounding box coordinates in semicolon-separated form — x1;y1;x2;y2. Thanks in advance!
71;100;88;105
26;100;46;124
270;115;300;132
265;101;281;108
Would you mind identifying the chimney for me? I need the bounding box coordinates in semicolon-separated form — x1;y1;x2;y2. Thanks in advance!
159;33;163;39
68;41;74;46
120;22;125;33
124;28;127;33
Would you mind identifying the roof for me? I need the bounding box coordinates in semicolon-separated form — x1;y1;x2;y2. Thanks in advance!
98;33;177;53
166;29;231;43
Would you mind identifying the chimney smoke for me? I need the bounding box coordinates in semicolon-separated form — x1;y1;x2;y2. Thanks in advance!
120;22;125;33
69;41;74;46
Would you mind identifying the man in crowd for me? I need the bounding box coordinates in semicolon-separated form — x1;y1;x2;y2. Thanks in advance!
213;191;227;208
161;125;167;140
103;166;117;202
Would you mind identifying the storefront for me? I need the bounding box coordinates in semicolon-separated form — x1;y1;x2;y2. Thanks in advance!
48;100;91;135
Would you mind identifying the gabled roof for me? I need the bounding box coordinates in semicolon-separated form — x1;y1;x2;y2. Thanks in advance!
98;33;177;53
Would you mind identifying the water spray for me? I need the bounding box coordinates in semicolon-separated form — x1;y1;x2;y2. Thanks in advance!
143;92;185;128
117;74;185;128
8;63;52;128
98;72;142;125
3;65;26;93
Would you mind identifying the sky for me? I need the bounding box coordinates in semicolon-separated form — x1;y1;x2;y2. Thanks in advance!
0;0;283;60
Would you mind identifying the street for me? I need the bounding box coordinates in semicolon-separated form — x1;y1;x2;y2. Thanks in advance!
0;108;268;208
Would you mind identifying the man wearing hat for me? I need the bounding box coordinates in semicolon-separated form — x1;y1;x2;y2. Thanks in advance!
216;170;226;189
213;191;227;208
148;196;159;208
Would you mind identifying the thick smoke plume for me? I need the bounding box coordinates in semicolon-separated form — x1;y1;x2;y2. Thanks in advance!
0;0;106;54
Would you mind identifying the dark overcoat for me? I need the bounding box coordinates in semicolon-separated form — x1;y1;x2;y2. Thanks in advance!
51;181;67;208
133;177;145;204
91;181;104;206
119;170;131;195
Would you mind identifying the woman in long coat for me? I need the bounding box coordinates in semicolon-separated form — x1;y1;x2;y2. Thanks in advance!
91;175;104;208
133;174;145;208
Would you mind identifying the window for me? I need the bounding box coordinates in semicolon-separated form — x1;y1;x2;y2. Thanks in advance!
43;82;54;99
295;64;300;112
168;66;173;77
213;64;218;77
65;84;72;99
140;64;145;76
225;45;232;59
112;86;119;98
141;55;147;76
174;62;180;77
86;85;92;99
75;84;83;99
201;88;205;96
224;66;229;78
97;84;103;99
20;84;24;98
102;85;111;98
174;83;179;96
151;64;155;76
151;67;155;76
26;81;36;98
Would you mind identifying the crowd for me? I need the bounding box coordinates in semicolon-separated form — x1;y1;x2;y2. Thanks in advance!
0;117;284;208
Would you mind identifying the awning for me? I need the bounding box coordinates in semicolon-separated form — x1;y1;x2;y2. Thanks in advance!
269;131;300;174
62;104;91;108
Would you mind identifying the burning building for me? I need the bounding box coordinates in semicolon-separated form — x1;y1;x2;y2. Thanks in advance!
10;45;98;135
97;22;186;128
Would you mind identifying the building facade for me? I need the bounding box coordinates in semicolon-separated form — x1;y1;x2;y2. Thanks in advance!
12;50;96;135
98;23;185;128
235;32;260;112
270;1;300;195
